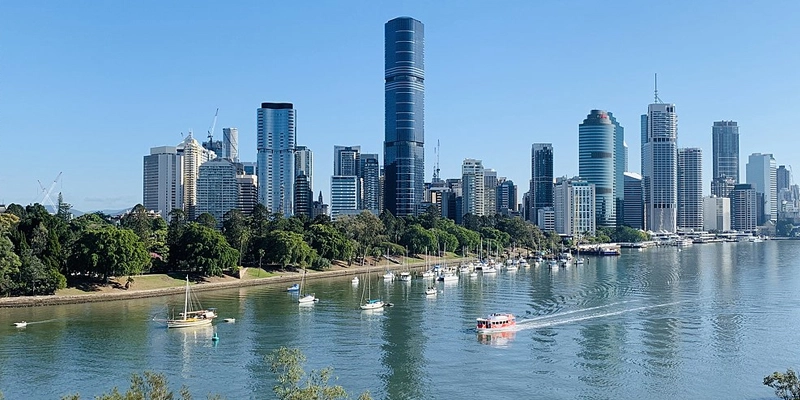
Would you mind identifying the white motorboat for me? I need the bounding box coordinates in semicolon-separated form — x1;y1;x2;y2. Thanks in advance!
351;276;359;284
14;321;27;328
483;265;497;274
167;276;217;328
470;271;478;277
425;287;437;296
399;271;412;281
383;271;395;281
506;264;518;271
438;271;458;282
421;270;436;278
223;318;236;323
459;264;470;273
476;313;517;333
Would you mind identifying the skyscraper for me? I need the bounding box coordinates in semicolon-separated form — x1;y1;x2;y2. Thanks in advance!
196;158;238;227
746;153;777;223
609;112;625;227
496;179;517;214
731;183;757;231
257;102;295;215
711;121;739;190
178;133;216;220
622;172;643;229
642;102;678;232
579;110;616;228
294;145;313;191
334;145;361;177
330;175;358;220
554;176;596;237
360;154;380;214
384;17;425;217
483;169;498;216
530;143;554;225
222;127;239;162
677;148;703;230
462;159;485;217
143;146;183;217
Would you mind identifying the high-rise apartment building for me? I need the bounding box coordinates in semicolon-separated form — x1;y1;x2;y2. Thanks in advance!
642;102;678;232
746;153;777;223
257;102;295;215
294;146;313;191
178;133;216;220
143;146;183;217
554;176;596;237
677;148;703;230
360;154;380;214
579;110;616;228
529;143;554;225
483;169;498;216
294;174;313;217
330;175;359;220
622;172;643;229
384;17;425;217
711;121;739;195
777;165;791;194
237;174;258;216
496;179;517;214
462;159;485;217
196;158;239;227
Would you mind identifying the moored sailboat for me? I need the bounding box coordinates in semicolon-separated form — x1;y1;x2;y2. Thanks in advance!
167;276;217;328
360;263;385;310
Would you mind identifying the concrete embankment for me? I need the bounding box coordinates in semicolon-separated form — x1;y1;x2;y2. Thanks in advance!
0;257;469;308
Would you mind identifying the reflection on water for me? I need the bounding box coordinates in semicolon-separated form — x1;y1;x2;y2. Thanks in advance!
2;241;800;399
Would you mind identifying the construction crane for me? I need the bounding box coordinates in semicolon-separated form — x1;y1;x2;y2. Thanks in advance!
206;108;219;144
37;172;62;211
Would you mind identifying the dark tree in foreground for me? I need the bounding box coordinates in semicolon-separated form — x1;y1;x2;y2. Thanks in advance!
60;371;222;400
765;369;800;400
268;347;372;400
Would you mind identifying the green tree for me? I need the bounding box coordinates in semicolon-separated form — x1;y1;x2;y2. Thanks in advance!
69;226;150;282
431;228;458;254
268;347;372;400
305;224;354;262
195;212;217;229
16;249;65;296
401;224;437;255
56;192;72;222
334;212;385;257
222;209;251;265
170;223;239;276
263;231;315;269
379;210;404;244
764;369;800;400
60;371;222;400
120;204;153;245
0;235;21;296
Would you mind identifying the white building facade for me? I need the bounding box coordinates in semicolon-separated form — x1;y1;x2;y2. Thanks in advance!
143;146;183;217
554;176;596;237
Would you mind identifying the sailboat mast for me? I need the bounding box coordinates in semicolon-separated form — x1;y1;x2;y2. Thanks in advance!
183;276;189;319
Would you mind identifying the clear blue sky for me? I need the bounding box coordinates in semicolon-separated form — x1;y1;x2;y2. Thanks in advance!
2;1;799;212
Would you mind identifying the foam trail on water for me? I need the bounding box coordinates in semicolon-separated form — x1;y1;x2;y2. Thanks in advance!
517;300;690;330
522;300;640;322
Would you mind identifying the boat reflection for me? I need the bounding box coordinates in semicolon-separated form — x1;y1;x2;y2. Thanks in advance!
476;330;516;347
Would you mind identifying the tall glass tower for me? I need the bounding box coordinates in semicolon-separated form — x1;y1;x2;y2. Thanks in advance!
384;17;425;217
711;120;739;197
579;110;616;228
257;102;295;215
643;102;678;232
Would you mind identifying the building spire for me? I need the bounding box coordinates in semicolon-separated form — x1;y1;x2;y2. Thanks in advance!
654;73;662;104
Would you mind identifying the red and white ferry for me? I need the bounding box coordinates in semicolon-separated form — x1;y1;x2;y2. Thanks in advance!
475;313;517;333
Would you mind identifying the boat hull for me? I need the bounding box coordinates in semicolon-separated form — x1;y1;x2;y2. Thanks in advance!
167;318;213;329
360;302;384;310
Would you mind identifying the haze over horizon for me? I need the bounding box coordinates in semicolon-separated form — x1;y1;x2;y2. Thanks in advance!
2;1;798;211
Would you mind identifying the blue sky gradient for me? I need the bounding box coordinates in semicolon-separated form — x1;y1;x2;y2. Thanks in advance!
2;1;798;211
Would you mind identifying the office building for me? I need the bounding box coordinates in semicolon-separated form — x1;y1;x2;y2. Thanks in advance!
579;110;616;228
746;153;777;223
529;143;554;224
462;159;485;217
537;207;556;233
623;172;643;229
677;148;703;230
554;176;596;237
496;179;517;214
143;146;183;217
334;145;361;177
330;175;359;219
711;120;739;187
642;102;678;232
257;102;295;215
711;176;736;198
294;174;313;217
294;146;313;192
384;17;425;217
484;169;498;216
703;196;731;232
610;113;625;227
196;158;238;227
731;183;757;232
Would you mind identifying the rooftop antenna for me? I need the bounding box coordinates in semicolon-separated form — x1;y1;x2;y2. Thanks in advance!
654;73;662;104
433;139;441;181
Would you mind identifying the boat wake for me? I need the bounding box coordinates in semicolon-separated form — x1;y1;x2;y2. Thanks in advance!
515;299;693;331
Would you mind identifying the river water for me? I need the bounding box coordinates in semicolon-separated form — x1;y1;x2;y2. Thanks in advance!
1;241;798;399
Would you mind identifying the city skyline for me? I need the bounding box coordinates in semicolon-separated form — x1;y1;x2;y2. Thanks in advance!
2;2;799;211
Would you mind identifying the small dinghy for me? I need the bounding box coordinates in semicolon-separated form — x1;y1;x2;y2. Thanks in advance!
14;321;27;328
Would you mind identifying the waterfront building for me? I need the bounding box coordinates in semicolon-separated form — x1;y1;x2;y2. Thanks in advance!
777;165;791;195
731;183;757;232
294;174;313;217
257;102;295;215
237;174;258;216
746;153;777;223
678;148;703;231
384;16;425;217
711;120;739;192
196;158;239;227
143;146;183;217
623;172;643;229
360;154;380;214
178;133;216;220
294;146;313;192
642;102;678;232
529;143;554;225
554;176;596;237
330;175;359;220
703;196;731;232
579;110;616;228
462;159;485;217
484;169;498;216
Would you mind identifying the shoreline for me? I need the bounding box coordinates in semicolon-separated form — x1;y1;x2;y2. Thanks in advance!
0;257;473;308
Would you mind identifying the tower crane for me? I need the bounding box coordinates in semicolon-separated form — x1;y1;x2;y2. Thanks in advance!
207;108;219;144
37;172;62;211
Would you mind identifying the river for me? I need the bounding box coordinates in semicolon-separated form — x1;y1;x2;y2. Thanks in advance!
1;240;798;399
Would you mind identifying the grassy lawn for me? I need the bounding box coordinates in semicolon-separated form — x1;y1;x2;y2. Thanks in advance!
243;268;279;279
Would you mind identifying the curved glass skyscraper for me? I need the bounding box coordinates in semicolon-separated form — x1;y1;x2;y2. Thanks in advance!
579;110;616;227
384;17;424;217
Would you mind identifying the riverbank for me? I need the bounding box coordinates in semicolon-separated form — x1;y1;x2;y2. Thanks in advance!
0;255;474;308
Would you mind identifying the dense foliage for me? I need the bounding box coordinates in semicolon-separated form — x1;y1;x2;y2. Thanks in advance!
0;196;636;297
764;369;800;400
